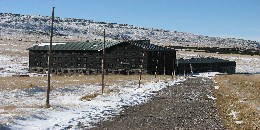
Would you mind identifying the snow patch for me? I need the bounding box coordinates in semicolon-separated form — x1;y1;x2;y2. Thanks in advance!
214;86;220;89
207;95;217;100
228;110;239;120
0;55;28;77
192;72;220;78
1;77;186;129
38;42;66;46
234;120;243;124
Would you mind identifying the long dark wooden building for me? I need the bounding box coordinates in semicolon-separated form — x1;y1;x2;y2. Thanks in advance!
176;57;236;74
27;40;176;75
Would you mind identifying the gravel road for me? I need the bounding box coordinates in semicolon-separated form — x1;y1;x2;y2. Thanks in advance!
91;77;225;130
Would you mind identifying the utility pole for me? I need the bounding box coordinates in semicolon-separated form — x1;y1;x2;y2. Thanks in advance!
139;52;144;88
176;57;178;76
190;64;193;76
155;61;157;78
163;52;166;78
46;7;55;108
155;51;159;78
101;29;105;94
172;52;174;79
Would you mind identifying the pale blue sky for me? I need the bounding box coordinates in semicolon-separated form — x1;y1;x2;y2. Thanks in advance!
1;0;260;42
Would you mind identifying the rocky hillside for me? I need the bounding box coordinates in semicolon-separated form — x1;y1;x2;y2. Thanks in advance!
0;13;259;49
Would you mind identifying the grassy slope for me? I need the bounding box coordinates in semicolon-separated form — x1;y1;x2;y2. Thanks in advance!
214;74;260;129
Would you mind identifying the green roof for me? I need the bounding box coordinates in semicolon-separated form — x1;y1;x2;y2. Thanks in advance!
128;41;172;51
27;40;173;51
27;41;120;51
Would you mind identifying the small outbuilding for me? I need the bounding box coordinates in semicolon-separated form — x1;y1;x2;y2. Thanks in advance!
176;57;236;74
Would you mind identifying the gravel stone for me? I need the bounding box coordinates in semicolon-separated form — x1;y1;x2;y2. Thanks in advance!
91;77;225;130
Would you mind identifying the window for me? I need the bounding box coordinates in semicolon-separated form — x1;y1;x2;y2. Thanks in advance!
83;57;87;61
140;52;144;56
131;64;136;68
53;57;56;61
124;52;128;56
59;63;62;67
77;57;81;61
124;46;127;49
84;64;87;67
58;57;62;60
116;52;119;55
77;63;81;67
116;58;120;61
132;58;135;62
124;58;128;62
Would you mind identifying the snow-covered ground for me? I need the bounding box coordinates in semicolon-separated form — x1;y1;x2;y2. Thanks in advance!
228;56;260;74
178;52;260;74
0;55;28;77
0;76;185;129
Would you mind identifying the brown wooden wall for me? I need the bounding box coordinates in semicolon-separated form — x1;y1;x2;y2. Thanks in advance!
29;42;176;75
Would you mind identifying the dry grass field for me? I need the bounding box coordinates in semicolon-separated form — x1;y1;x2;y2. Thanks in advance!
214;74;260;129
0;74;173;91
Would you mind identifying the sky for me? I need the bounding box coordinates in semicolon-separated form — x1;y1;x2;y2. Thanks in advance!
0;0;260;42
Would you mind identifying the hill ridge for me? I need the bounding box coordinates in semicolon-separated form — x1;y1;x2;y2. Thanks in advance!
0;13;259;49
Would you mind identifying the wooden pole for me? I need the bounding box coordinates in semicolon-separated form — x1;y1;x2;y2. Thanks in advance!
172;52;174;79
101;29;105;94
155;65;157;78
46;7;55;108
163;52;166;78
139;52;144;87
155;52;159;78
139;69;141;88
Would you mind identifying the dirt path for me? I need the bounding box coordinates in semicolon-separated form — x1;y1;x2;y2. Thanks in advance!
91;77;225;130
